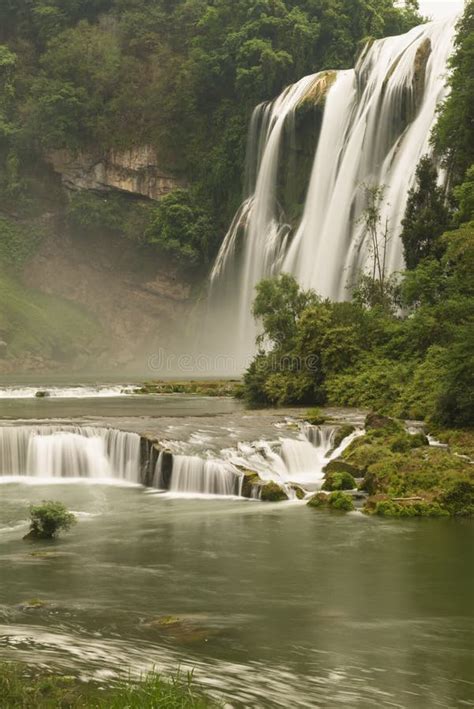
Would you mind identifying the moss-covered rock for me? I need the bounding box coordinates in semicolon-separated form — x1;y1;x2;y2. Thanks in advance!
260;481;289;502
389;432;428;453
322;471;357;492
328;491;355;512
365;412;404;432
289;484;306;500
428;428;474;459
323;459;363;478
368;498;449;518
307;492;329;508
19;598;49;610
240;469;262;498
437;479;474;517
305;407;326;425
332;425;356;450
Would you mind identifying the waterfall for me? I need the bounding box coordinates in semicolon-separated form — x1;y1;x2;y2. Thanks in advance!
154;453;243;496
0;426;141;482
208;16;458;369
153;453;243;496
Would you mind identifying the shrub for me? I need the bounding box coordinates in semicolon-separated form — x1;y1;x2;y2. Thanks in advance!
322;471;356;491
372;500;449;518
305;407;326;425
328;491;354;511
26;501;76;539
437;479;474;517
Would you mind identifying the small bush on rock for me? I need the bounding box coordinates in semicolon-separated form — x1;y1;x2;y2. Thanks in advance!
322;471;356;491
328;491;354;511
25;501;76;540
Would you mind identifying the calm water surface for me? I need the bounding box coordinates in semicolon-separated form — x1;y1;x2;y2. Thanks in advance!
0;483;473;708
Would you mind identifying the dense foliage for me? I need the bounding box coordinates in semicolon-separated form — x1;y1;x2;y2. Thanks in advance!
243;219;473;426
0;0;421;267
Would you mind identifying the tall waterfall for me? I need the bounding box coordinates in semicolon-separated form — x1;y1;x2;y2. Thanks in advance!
208;16;458;370
0;426;141;481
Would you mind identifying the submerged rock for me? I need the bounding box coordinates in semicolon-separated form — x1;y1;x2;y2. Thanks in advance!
18;598;49;610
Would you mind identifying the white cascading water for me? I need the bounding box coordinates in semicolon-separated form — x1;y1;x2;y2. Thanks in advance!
0;426;141;481
224;425;361;491
155;454;243;496
208;16;458;369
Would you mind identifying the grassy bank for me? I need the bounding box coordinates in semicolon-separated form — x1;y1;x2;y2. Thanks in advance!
0;663;219;708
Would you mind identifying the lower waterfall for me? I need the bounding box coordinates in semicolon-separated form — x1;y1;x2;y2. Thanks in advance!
0;422;360;496
0;426;141;482
154;454;243;496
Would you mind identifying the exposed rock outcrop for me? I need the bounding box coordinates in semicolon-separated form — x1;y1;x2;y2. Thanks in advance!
47;145;182;200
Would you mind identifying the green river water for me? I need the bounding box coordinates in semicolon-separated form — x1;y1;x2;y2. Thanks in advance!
0;391;473;707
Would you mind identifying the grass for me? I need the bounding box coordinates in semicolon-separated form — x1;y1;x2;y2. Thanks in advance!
0;271;103;361
0;663;220;708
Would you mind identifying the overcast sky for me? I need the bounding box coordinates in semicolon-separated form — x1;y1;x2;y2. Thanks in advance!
419;0;464;18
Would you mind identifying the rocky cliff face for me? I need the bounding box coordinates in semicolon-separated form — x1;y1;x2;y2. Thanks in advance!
47;145;182;200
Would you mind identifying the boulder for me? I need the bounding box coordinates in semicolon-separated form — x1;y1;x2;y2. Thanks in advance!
260;481;289;502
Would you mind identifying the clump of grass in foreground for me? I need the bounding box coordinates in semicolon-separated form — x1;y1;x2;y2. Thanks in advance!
0;663;220;708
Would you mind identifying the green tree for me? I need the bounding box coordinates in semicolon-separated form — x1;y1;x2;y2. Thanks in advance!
433;1;474;185
400;156;450;269
252;273;319;349
145;189;217;267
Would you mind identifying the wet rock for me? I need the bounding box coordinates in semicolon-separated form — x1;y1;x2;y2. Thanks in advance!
260;481;289;502
307;492;329;508
365;412;402;432
332;425;356;450
323;460;363;478
35;390;50;398
240;469;262;498
289;484;306;500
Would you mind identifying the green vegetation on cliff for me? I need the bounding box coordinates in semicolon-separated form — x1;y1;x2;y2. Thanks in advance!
0;0;421;267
